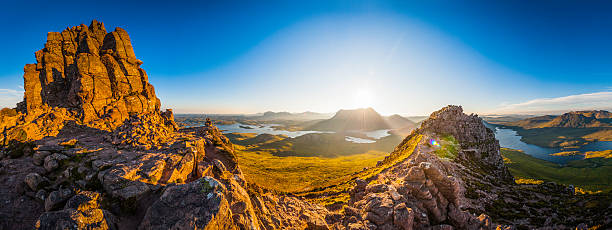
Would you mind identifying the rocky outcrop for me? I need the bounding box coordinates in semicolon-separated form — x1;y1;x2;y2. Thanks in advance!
36;191;118;229
139;177;236;229
18;20;160;123
328;106;504;229
418;105;513;181
0;20;250;229
1;20;165;146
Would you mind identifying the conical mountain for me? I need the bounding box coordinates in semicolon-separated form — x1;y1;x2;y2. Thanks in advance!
308;107;390;131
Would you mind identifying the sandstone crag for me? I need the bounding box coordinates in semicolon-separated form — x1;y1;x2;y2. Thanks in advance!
1;20;164;146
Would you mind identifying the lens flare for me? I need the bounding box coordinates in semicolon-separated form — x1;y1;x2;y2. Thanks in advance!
429;139;440;147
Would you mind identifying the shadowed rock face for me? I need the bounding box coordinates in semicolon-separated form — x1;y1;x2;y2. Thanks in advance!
17;20;160;125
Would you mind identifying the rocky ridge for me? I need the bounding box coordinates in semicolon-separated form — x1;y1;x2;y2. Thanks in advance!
0;21;609;230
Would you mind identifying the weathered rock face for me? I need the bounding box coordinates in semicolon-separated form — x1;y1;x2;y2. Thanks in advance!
418;105;513;181
335;135;494;230
18;20;160;123
36;191;118;229
139;177;239;230
1;20;165;146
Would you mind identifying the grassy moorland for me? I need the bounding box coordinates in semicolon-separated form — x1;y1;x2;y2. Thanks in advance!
551;150;612;158
501;148;612;192
234;146;387;193
233;132;422;207
299;134;422;206
226;131;406;193
509;126;612;147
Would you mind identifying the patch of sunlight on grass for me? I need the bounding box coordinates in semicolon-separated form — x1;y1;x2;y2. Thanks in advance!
515;178;544;185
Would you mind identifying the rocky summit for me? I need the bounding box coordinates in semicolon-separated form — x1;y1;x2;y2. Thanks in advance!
1;20;164;146
0;21;610;230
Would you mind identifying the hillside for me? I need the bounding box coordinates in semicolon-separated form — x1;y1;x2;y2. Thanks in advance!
505;115;557;128
258;111;332;120
506;110;612;129
385;114;416;129
500;110;612;147
502;148;612;192
308;108;391;131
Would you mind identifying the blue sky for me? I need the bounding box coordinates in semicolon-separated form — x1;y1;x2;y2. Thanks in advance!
1;0;611;115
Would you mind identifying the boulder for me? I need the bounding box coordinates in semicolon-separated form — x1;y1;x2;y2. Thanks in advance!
37;189;117;229
24;173;47;191
35;208;117;230
33;151;51;166
139;177;235;229
64;191;100;211
43;153;68;172
393;203;414;230
45;188;74;211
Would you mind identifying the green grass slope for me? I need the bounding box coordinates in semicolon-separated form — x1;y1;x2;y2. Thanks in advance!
502;148;612;192
235;147;387;193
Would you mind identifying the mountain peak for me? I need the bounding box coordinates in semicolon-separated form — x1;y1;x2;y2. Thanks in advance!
310;107;390;131
17;20;160;123
1;20;174;144
416;105;511;179
507;109;612;128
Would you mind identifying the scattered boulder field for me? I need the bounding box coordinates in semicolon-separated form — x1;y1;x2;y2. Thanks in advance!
0;21;610;230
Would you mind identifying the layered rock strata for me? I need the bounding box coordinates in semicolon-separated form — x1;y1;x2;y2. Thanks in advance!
1;20;164;146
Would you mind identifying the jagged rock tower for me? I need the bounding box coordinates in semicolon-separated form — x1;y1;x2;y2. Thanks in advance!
18;20;160;126
1;20;170;145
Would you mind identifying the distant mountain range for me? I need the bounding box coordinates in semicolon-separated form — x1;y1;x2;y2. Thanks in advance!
308;108;416;132
505;110;612;129
257;111;332;120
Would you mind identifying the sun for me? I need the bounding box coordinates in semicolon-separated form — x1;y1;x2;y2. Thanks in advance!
351;89;375;109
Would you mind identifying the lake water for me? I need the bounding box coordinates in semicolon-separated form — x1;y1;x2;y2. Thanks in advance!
216;123;330;138
215;123;389;143
485;122;612;164
361;129;391;139
345;136;376;143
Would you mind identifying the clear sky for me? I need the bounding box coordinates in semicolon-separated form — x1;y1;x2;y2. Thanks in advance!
1;0;612;115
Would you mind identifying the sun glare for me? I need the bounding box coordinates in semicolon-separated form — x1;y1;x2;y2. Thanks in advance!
352;89;374;109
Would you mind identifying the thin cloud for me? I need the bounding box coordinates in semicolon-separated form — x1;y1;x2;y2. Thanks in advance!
0;88;24;108
492;91;612;114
